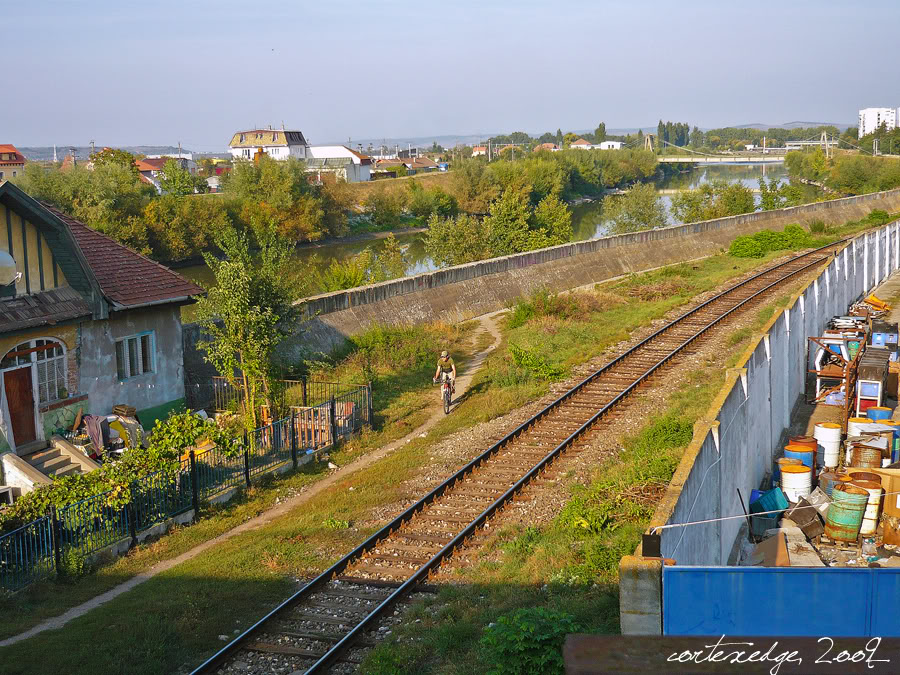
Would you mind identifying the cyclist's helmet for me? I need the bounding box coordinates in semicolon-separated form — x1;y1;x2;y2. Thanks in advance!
441;350;449;358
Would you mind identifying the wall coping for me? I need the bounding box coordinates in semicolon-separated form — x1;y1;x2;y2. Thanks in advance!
0;451;52;490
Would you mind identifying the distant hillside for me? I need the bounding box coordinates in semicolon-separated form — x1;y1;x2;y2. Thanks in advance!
731;121;853;131
19;145;183;161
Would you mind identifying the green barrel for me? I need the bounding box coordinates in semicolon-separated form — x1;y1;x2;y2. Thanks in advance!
825;484;869;542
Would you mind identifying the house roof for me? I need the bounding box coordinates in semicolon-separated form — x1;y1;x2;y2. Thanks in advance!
136;158;168;172
472;146;487;152
0;286;91;333
571;138;592;146
41;203;204;309
0;144;26;166
229;129;307;149
533;143;558;151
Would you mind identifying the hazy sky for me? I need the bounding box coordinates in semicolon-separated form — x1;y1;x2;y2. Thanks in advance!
3;0;896;150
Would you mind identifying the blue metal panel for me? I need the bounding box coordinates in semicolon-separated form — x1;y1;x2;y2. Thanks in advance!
872;569;900;635
663;567;900;637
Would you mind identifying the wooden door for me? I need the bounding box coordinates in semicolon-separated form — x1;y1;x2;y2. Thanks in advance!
4;367;36;447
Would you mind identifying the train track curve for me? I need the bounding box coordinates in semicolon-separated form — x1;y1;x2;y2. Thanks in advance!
193;241;844;674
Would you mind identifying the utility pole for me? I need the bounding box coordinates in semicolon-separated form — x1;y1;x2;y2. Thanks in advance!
90;140;95;155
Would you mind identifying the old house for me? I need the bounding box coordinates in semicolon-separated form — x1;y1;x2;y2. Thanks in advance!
0;182;203;457
0;144;26;181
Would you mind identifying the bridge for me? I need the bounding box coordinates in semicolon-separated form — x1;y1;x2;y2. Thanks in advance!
658;154;786;164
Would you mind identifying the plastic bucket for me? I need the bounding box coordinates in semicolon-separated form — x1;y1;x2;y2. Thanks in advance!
774;457;802;485
781;464;813;502
851;444;883;469
883;420;900;452
749;488;764;506
867;406;893;422
825;484;869;542
785;444;815;471
850;479;883;536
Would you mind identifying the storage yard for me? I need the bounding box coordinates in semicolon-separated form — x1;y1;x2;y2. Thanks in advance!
626;221;900;637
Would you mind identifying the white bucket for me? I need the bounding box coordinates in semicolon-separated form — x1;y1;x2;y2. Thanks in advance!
819;439;841;469
781;465;813;502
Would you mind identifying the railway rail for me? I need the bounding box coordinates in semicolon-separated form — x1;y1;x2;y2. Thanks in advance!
193;240;844;675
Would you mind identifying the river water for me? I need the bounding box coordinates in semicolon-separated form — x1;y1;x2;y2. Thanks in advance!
179;162;789;292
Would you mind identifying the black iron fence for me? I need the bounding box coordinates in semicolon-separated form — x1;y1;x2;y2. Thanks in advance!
211;377;365;414
0;382;371;593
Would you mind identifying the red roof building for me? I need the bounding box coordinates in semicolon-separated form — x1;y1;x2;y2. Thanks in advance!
0;144;26;181
0;181;205;449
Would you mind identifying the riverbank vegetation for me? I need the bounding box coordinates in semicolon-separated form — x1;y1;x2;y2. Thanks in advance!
785;148;900;195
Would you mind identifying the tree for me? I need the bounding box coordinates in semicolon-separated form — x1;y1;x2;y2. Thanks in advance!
424;212;491;267
556;129;563;146
485;186;533;256
593;122;607;143
142;194;231;261
89;147;139;178
159;159;196;197
196;227;297;429
604;183;668;233
669;180;755;223
531;194;572;244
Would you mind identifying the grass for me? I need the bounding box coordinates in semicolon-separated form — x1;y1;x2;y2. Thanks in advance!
0;244;842;673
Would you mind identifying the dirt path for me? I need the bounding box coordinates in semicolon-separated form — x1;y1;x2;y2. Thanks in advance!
0;312;503;648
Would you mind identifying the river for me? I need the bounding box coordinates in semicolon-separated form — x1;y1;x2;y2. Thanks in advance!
178;162;790;295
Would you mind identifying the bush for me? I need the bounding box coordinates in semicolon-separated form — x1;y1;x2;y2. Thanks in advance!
480;607;582;675
728;235;765;258
781;224;811;247
508;343;563;380
751;229;789;251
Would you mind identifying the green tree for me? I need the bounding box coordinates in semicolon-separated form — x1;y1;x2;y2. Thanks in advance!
531;194;572;244
485;186;534;255
593;122;607;143
142;194;231;261
196;227;297;429
669;180;755;223
604;183;668;233
424;212;491;267
89;147;139;178
159;159;197;197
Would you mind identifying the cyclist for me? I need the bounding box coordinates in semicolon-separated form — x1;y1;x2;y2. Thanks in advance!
433;350;456;394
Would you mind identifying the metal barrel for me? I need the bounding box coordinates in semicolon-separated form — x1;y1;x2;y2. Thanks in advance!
850;479;883;536
781;464;813;502
773;457;802;485
847;470;881;484
848;417;871;436
825;484;869;542
819;471;845;497
784;444;815;471
866;406;893;422
850;444;883;469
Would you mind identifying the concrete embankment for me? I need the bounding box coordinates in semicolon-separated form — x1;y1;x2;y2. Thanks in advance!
182;187;900;383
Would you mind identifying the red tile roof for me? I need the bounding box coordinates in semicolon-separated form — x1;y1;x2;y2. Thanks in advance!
136;158;168;171
571;138;592;145
41;203;204;309
0;144;25;165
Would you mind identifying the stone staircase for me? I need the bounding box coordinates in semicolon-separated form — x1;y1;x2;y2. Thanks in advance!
23;443;85;479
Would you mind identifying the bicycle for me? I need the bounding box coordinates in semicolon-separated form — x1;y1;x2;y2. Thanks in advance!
434;372;453;414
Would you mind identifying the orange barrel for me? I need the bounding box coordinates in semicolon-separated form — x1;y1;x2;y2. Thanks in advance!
825;484;869;542
774;457;802;485
781;464;813;502
851;479;884;535
851;444;882;469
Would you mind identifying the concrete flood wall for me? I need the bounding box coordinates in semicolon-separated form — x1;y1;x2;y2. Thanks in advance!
619;220;900;635
181;188;900;383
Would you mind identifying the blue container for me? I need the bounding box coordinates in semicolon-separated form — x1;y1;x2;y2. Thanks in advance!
749;489;764;505
866;407;892;422
872;333;887;347
749;487;789;515
784;446;814;470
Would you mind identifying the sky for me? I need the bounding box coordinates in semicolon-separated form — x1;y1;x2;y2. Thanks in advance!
2;0;897;150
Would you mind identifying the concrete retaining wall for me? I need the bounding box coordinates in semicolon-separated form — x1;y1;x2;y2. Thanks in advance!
619;219;900;635
182;189;900;384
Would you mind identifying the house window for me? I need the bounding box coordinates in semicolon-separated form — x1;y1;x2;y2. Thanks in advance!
0;172;4;180
240;134;245;142
1;339;68;403
115;332;155;380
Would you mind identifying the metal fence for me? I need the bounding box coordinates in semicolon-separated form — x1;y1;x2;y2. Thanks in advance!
0;383;372;593
211;377;367;414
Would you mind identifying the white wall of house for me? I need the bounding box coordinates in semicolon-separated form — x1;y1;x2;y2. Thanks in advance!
598;141;623;150
858;107;898;138
229;144;307;161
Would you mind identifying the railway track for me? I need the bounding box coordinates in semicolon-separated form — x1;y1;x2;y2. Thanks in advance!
194;241;844;675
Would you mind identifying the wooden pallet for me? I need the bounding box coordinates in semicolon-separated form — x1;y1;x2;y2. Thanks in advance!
816;534;861;551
